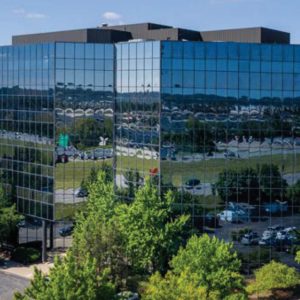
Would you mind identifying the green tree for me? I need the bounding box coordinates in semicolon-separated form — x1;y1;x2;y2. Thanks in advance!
124;169;141;199
116;179;190;272
73;214;126;282
0;187;22;247
215;167;260;204
13;251;116;300
73;170;126;281
246;261;299;298
143;234;248;300
70;117;112;149
258;164;287;202
142;269;211;300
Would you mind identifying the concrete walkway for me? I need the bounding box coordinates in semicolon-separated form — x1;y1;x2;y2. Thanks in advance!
0;259;54;279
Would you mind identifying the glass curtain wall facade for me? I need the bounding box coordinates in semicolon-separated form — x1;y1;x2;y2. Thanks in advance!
0;42;114;247
54;42;114;247
160;41;300;270
115;41;161;199
0;44;55;242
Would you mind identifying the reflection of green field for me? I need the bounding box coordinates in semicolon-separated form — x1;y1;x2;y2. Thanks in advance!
55;153;299;190
55;156;158;190
55;202;85;221
55;159;113;189
162;153;300;187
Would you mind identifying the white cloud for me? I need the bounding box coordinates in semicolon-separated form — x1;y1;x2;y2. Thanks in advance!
26;13;46;19
103;12;122;20
12;8;25;15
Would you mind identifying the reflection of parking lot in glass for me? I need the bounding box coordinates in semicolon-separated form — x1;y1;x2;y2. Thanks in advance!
208;214;300;268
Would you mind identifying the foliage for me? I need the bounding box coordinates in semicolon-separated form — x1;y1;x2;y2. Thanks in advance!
73;171;189;280
215;164;287;204
258;164;287;202
116;178;190;272
72;215;126;282
216;167;260;204
13;251;116;300
81;164;113;192
69;117;112;149
143;234;248;300
142;269;211;300
11;247;40;264
288;179;300;205
83;170;119;220
124;169;142;199
246;261;299;297
0;186;23;247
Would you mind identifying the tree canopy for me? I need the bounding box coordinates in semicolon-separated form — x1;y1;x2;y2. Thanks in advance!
0;187;22;247
13;251;116;300
246;260;299;297
143;234;248;300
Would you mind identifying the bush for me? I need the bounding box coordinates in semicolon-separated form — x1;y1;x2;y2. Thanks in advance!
238;228;252;241
11;247;40;264
291;245;300;255
231;231;237;241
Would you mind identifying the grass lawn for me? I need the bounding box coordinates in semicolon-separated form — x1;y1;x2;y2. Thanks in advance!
54;153;300;190
162;152;300;187
55;201;86;221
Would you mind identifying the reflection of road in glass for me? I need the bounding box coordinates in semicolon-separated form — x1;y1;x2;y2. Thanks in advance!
55;189;87;203
19;222;73;249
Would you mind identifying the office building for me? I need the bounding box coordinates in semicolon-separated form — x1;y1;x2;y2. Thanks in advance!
1;23;300;270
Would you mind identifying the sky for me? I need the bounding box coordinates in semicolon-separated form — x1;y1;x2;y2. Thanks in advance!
0;0;299;45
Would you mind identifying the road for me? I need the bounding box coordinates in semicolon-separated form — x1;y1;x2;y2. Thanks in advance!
0;271;30;300
19;222;73;249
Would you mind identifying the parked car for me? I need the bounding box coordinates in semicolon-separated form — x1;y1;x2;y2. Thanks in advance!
73;188;88;198
276;228;297;241
242;232;260;245
184;178;201;190
14;132;21;139
217;210;239;223
59;226;74;237
116;292;139;300
262;202;288;214
224;151;239;159
259;236;278;246
56;153;68;163
262;225;285;239
18;219;26;228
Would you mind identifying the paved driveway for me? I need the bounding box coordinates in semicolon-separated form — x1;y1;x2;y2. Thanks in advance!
0;271;30;300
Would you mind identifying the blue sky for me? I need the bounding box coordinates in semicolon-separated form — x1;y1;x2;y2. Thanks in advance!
1;0;299;45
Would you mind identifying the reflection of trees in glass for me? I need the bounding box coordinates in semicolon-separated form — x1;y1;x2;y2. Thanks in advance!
215;164;287;204
69;117;113;150
124;169;141;199
81;164;113;192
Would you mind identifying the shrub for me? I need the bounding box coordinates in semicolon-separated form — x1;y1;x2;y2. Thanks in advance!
11;247;40;264
231;231;237;241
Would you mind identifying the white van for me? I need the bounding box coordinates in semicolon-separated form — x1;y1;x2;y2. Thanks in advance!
217;210;239;223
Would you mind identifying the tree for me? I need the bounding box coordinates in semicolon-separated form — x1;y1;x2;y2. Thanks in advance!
73;170;126;281
143;234;248;300
258;164;287;202
0;187;22;247
116;179;190;272
72;214;127;282
124;169;141;199
13;251;116;300
142;269;210;300
246;261;299;298
215;167;260;204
